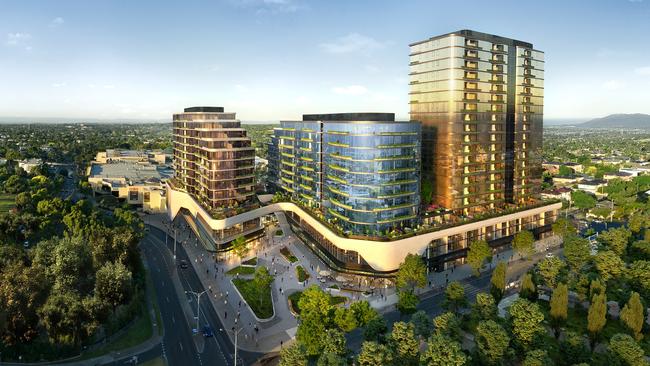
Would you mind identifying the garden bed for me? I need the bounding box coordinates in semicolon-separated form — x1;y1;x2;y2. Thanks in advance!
280;246;298;263
296;265;309;282
226;265;256;276
232;278;274;319
275;229;283;236
287;291;347;315
242;257;258;266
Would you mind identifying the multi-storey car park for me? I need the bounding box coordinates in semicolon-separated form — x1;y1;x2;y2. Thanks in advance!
168;30;559;276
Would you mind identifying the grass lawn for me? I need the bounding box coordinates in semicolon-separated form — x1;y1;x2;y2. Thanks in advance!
280;246;298;263
0;193;15;212
79;309;152;360
226;265;256;276
288;291;347;315
233;278;274;319
275;229;283;236
140;357;166;366
296;265;309;282
242;257;258;266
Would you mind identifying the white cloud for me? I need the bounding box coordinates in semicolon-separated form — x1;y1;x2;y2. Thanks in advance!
6;32;32;46
332;85;368;96
51;82;67;88
635;66;650;75
364;65;380;73
103;84;115;89
320;33;385;54
232;0;302;14
602;80;624;90
51;17;65;26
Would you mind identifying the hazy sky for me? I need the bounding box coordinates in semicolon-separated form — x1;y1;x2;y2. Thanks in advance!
1;0;649;121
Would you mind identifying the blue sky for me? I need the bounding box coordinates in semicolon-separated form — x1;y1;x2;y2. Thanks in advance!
1;0;649;121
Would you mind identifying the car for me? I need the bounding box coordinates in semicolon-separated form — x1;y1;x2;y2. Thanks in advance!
180;260;189;269
202;325;214;337
545;252;555;259
23;241;29;248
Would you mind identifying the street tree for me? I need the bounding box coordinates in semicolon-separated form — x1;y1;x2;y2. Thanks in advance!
443;281;467;312
432;312;462;342
571;190;596;210
420;334;467;366
588;292;608;347
537;256;566;288
608;333;646;366
395;253;427;292
475;319;510;365
472;292;497;321
563;234;591;272
279;342;308;366
508;298;545;350
549;283;569;338
357;341;394;366
552;217;577;239
522;349;551;366
409;310;431;339
598;227;632;256
389;321;419;365
467;239;492;276
317;352;346;366
560;331;590;366
38;290;85;346
350;300;378;326
620;292;644;341
231;236;248;264
490;261;507;302
333;307;357;332
513;230;535;260
362;316;387;342
627;260;650;291
253;266;274;308
397;290;419;315
94;261;133;312
321;328;347;356
520;273;538;301
594;250;625;282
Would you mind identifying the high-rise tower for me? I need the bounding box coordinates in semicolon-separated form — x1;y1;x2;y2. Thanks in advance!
409;30;544;215
172;106;256;212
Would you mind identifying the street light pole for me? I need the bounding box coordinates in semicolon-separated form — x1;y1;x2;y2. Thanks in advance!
186;290;207;332
173;225;177;260
221;326;243;366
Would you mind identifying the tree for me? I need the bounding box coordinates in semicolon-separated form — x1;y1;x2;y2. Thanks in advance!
397;290;419;315
490;261;507;302
608;333;646;366
560;331;590;366
432;312;461;342
475;320;510;365
420;334;467;366
279;342;308;366
508;298;545;350
421;179;433;205
389;321;419;365
51;236;94;294
409;310;431;339
472;292;497;321
552;217;577;239
549;283;569;338
94;261;133;312
362;316;388;342
443;281;467;312
522;349;551;366
333;307;357;332
520;273;538;301
594;250;625;282
395;253;427;292
598;227;632;256
467;239;492;276
590;279;606;300
620;292;644;341
350;300;378;327
513;231;535;259
627;260;650;292
588;292;607;347
571;190;596;210
563;234;591;271
321;328;347;356
230;236;248;264
537;256;565;288
253;266;274;308
317;352;346;366
357;341;394;366
38;290;85;346
296;286;333;356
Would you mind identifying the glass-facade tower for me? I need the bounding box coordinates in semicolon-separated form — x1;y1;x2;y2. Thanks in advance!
273;113;421;236
409;30;544;215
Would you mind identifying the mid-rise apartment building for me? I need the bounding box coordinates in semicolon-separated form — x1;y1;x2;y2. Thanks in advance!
409;30;544;215
172;106;256;211
273;113;421;237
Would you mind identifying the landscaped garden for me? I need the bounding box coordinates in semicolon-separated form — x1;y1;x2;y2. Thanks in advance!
242;257;258;266
280;246;298;263
232;266;274;319
287;289;347;315
275;229;283;236
226;265;256;276
296;265;309;282
0;193;15;212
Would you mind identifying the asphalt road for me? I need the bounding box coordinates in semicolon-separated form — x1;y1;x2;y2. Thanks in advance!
143;226;263;366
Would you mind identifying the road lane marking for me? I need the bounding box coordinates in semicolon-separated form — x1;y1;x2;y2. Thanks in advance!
179;342;183;351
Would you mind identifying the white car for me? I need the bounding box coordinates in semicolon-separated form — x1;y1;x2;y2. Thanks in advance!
545;252;555;259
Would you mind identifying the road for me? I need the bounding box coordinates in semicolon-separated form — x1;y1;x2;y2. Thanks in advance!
142;226;263;366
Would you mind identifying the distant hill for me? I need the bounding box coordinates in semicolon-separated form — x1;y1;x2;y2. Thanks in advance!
579;114;650;129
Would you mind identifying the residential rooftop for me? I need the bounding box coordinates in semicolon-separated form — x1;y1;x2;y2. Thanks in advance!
89;161;173;185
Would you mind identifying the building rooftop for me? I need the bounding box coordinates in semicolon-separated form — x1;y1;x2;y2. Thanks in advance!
410;29;534;49
184;106;225;113
89;162;173;185
302;113;396;122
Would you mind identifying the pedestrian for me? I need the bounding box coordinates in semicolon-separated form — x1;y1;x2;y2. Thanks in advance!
225;311;227;319
239;300;241;308
280;341;283;349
